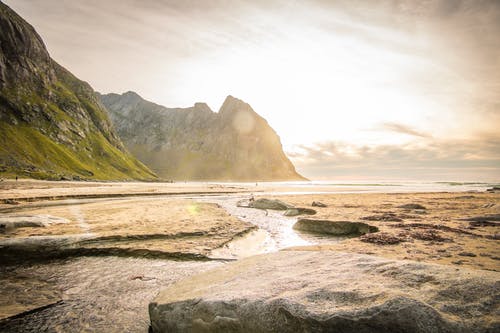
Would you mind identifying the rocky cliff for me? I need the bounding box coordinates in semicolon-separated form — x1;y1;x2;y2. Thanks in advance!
100;91;305;181
0;3;156;180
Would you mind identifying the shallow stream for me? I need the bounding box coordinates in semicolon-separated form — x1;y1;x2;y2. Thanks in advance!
204;196;348;259
0;194;343;332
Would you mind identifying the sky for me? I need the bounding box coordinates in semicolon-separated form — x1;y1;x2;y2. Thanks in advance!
4;0;500;181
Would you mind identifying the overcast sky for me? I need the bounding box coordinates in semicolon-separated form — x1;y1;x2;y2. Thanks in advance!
5;0;500;181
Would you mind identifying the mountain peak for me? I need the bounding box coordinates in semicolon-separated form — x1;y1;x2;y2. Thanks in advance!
101;93;306;181
123;90;141;98
121;90;142;102
221;94;244;106
193;102;212;113
219;95;252;117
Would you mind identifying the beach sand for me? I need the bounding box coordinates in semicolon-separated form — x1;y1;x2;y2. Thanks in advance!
275;192;499;272
1;180;498;270
1;180;499;330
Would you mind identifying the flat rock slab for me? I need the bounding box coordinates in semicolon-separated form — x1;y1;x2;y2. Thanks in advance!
464;214;500;222
150;251;500;333
247;198;294;210
293;219;378;236
283;208;316;216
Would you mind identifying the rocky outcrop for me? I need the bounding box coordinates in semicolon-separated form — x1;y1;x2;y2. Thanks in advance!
293;219;378;236
100;92;306;181
397;203;427;210
149;251;500;333
0;3;156;180
249;198;294;210
237;198;294;210
283;207;316;216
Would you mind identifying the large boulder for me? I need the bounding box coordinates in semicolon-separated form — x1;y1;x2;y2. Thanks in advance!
149;251;499;333
247;198;294;210
283;208;316;216
293;219;378;236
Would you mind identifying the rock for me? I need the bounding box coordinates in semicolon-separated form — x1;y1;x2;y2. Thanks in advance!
247;198;294;210
458;252;477;257
2;199;20;205
311;201;327;207
468;220;499;227
464;214;500;222
283;208;316;217
359;232;405;245
397;204;427;210
149;251;500;333
293;219;378;236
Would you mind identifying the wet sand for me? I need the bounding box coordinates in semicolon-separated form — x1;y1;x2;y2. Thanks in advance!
0;198;255;259
0;257;222;332
0;179;254;201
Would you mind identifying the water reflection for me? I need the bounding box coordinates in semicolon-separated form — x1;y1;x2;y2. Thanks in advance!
204;197;347;256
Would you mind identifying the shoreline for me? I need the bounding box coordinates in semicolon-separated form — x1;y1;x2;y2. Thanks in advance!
1;182;498;270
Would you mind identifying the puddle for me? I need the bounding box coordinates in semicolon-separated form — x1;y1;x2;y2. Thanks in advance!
209;229;274;260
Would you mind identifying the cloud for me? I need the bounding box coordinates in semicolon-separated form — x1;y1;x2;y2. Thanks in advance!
289;134;500;181
379;122;431;138
5;0;500;181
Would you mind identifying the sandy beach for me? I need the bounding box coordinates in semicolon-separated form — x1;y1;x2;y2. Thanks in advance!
278;192;499;271
0;180;499;331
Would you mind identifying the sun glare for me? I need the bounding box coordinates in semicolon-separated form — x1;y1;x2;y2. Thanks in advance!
173;27;435;148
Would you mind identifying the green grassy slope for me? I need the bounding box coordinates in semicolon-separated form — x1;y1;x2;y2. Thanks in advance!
0;3;157;180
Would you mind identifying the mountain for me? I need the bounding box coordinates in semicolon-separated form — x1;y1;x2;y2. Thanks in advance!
100;91;306;181
0;3;156;180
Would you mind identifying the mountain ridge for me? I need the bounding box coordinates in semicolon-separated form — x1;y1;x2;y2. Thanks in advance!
0;2;157;180
100;91;306;181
